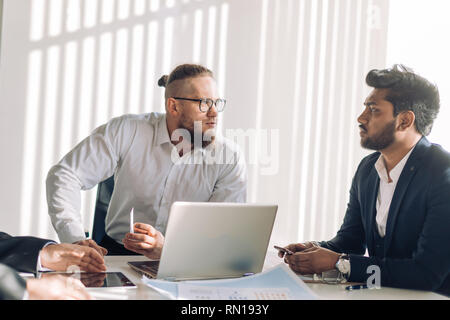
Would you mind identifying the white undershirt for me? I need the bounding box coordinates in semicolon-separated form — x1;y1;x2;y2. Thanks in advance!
374;145;416;238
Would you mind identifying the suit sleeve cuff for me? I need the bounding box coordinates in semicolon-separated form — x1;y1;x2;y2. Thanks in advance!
37;242;58;272
347;254;378;283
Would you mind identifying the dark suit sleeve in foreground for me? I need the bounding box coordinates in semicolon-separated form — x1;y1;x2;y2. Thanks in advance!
0;264;27;300
0;232;53;273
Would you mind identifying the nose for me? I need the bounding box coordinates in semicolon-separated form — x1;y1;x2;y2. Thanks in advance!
207;104;218;117
357;108;369;125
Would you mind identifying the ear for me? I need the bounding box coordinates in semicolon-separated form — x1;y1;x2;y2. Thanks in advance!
166;98;180;117
397;111;415;131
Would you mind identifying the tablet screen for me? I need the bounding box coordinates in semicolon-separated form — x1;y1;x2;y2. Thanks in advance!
41;272;136;288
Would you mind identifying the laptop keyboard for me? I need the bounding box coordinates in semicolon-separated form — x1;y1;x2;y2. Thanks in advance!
128;261;160;278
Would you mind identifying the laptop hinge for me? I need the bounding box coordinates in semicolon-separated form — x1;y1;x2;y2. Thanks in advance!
163;277;177;281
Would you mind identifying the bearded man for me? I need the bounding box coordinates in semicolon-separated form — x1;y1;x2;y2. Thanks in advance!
46;64;247;257
279;65;450;296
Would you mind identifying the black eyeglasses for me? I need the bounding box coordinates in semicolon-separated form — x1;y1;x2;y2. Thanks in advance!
173;97;226;113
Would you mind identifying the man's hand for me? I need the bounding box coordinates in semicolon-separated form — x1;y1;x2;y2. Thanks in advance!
73;239;108;256
284;246;340;275
40;243;107;272
26;275;92;300
42;272;107;288
122;223;164;260
277;242;318;258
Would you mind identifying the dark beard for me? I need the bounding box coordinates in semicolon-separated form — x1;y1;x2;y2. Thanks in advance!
360;120;396;151
179;114;215;149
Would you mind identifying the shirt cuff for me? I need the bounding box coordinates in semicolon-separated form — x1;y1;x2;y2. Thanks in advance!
22;291;29;300
37;241;58;272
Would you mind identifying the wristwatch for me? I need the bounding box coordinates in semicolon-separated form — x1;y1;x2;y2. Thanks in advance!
335;254;351;280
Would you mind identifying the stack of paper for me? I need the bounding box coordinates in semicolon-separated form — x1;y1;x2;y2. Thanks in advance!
142;263;317;300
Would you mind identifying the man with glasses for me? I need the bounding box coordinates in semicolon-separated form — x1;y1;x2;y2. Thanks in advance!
46;64;247;257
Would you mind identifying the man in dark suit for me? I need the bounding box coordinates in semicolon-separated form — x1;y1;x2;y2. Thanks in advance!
279;65;450;295
1;232;107;299
0;231;107;274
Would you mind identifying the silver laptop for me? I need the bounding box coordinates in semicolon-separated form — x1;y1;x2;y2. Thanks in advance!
128;202;278;281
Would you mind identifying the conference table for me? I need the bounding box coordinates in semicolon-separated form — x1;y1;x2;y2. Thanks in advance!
84;250;448;300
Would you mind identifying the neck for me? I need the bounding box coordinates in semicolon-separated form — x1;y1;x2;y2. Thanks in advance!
166;117;177;142
380;134;421;173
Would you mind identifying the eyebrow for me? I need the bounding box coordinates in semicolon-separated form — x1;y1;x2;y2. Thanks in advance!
364;101;375;107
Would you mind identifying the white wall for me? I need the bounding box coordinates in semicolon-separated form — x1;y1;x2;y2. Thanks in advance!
386;0;450;151
0;0;389;245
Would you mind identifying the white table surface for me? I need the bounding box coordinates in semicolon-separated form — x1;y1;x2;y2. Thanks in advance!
86;251;449;300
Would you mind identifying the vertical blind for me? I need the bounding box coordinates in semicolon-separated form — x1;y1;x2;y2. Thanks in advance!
1;0;389;244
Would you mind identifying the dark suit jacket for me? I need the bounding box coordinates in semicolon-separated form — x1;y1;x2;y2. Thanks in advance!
320;137;450;295
0;264;27;300
0;232;53;273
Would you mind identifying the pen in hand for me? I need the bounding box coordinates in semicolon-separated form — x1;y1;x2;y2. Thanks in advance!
130;208;134;234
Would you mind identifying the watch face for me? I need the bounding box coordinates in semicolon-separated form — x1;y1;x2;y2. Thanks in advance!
338;259;350;274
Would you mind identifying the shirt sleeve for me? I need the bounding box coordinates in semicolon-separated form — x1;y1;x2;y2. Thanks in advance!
36;242;57;272
208;143;247;203
46;116;136;243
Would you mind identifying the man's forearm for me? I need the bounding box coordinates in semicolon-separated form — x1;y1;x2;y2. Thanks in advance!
46;165;87;243
0;237;52;273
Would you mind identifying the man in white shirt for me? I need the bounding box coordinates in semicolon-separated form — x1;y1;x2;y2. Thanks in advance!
46;64;247;258
279;65;450;295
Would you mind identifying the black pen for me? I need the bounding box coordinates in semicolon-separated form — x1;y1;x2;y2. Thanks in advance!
345;284;368;291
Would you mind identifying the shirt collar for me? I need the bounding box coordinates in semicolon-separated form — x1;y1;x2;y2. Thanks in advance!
374;145;416;184
155;114;171;146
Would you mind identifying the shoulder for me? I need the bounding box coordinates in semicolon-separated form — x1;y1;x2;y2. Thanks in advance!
104;112;164;133
212;135;245;165
0;232;12;239
422;141;450;181
216;135;243;154
356;151;380;174
107;112;161;126
427;142;450;165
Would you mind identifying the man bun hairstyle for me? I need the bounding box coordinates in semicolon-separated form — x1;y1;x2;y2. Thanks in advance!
158;64;213;87
365;64;440;136
158;75;169;88
158;64;214;100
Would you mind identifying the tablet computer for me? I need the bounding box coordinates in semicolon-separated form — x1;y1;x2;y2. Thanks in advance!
40;272;136;288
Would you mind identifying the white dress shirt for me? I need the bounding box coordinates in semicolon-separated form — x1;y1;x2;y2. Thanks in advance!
46;112;247;243
374;146;416;237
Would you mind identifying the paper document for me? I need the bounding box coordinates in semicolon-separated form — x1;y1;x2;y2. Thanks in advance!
142;263;317;300
178;285;291;300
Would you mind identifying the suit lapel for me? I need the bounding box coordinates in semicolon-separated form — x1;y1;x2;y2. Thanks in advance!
383;137;429;254
364;165;380;254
